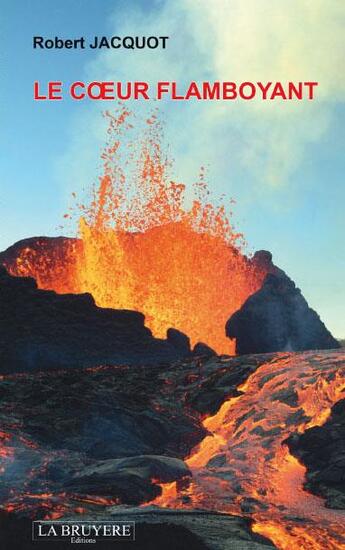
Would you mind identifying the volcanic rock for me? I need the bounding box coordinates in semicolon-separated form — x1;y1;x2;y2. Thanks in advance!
0;265;192;373
0;353;273;516
167;328;191;356
185;353;276;415
226;259;340;354
0;358;207;513
66;456;191;505
192;342;216;358
1;350;344;548
74;455;191;483
251;250;282;276
0;509;274;550
287;398;345;509
89;509;275;549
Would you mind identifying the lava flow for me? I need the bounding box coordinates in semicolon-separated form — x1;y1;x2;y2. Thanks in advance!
2;106;267;354
151;351;345;549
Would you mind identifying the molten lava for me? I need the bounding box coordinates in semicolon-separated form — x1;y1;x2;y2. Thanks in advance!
151;351;345;549
2;106;266;353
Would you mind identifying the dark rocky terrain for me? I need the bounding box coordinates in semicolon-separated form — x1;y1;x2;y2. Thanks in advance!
1;350;344;549
226;258;339;354
0;265;196;373
0;352;277;548
0;509;273;550
287;398;345;509
0;353;273;512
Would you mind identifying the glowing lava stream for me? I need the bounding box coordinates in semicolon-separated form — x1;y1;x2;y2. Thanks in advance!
151;351;345;549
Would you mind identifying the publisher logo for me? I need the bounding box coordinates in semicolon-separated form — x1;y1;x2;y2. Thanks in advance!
32;521;135;543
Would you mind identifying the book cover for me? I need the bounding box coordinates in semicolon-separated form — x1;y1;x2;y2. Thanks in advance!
1;1;344;549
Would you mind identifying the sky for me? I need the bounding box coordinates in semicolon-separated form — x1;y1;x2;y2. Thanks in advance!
1;0;344;337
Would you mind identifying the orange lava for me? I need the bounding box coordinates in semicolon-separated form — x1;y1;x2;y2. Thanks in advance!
3;106;266;353
151;351;345;549
0;430;15;475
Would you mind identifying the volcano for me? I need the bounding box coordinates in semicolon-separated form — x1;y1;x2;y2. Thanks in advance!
0;107;338;358
0;107;271;356
0;108;344;549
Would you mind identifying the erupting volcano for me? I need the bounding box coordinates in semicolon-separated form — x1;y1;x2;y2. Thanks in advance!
2;106;267;354
0;106;344;550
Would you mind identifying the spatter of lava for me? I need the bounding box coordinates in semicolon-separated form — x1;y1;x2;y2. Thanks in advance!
151;351;345;550
3;105;267;354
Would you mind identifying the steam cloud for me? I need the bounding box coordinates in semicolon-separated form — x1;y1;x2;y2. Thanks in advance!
58;0;345;193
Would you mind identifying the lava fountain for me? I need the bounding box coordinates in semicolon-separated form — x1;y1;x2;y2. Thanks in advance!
2;106;267;353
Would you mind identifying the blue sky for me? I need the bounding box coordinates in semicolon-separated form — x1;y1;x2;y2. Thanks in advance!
1;0;344;336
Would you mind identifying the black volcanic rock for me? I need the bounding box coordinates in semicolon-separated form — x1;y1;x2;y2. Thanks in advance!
0;353;272;516
226;259;339;354
0;509;274;550
287;398;345;509
0;266;190;373
0;360;205;511
65;455;191;505
192;342;216;358
251;250;281;274
184;353;277;415
167;328;191;356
